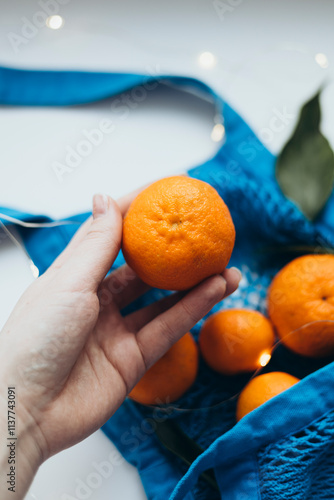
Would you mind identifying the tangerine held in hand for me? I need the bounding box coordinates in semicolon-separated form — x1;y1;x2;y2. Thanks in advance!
128;332;198;405
122;176;235;291
236;371;300;421
199;309;275;375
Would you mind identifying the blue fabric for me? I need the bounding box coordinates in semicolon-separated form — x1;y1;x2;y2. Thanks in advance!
1;66;334;500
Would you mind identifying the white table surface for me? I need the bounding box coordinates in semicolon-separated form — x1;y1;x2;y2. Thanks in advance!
1;0;334;498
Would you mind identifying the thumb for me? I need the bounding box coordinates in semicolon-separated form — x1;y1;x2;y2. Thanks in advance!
64;194;123;291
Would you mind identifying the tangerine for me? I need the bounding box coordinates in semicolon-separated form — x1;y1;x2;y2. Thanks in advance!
268;255;334;357
199;309;275;375
129;332;198;405
122;176;235;291
236;371;300;421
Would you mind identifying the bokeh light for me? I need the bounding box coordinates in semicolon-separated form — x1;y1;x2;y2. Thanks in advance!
46;15;64;30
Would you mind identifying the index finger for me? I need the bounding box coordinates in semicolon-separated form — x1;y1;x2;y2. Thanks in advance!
117;185;147;216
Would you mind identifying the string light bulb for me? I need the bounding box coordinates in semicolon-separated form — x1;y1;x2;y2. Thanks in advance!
211;123;225;142
315;53;329;69
259;352;271;367
198;51;217;69
30;262;40;279
46;15;64;30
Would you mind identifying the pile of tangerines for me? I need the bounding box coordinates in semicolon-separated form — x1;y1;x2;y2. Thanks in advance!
122;176;334;422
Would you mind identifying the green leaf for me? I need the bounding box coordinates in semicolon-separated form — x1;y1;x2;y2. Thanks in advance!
276;90;334;221
154;419;219;492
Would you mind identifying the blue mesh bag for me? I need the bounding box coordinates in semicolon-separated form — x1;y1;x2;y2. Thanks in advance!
1;67;334;500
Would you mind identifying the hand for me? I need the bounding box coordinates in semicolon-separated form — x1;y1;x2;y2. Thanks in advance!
0;191;241;499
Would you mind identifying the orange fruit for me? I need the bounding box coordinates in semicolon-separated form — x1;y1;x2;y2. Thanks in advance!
128;332;198;405
236;371;300;421
199;309;275;375
122;176;235;291
268;254;334;357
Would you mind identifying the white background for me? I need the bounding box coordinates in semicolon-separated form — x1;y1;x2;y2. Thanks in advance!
0;0;334;498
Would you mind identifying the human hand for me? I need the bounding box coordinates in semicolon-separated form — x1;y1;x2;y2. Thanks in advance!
0;191;241;498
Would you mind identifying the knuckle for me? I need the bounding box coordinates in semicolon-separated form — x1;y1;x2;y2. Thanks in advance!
206;275;226;301
86;227;120;254
180;300;198;324
136;338;150;372
157;316;176;345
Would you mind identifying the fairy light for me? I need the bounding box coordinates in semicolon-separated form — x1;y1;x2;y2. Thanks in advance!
259;352;271;367
315;53;329;69
30;262;40;279
0;213;81;280
46;15;64;30
198;51;217;69
0;213;81;228
211;123;225;142
0;219;40;279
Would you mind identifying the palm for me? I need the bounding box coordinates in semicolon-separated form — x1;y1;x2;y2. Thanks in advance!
33;263;183;458
36;258;234;460
9;191;239;463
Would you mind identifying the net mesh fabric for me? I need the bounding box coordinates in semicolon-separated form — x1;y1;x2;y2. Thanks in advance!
125;162;334;499
135;264;270;499
258;410;334;500
133;261;301;500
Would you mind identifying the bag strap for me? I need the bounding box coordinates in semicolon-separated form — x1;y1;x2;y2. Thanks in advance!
0;66;221;107
170;360;334;499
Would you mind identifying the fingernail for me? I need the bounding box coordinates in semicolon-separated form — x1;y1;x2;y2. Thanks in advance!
93;194;109;219
230;266;242;283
